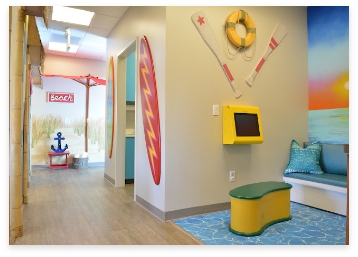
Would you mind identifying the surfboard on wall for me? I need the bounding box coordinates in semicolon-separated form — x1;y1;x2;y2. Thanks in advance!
139;36;161;185
107;56;115;158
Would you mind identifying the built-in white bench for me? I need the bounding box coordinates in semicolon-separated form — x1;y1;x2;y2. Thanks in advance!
283;143;348;216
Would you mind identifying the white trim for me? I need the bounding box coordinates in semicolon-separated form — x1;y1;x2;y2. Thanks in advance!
283;177;347;216
283;177;347;193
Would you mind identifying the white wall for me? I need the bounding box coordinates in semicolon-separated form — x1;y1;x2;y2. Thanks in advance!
105;7;166;209
43;54;106;77
106;6;308;217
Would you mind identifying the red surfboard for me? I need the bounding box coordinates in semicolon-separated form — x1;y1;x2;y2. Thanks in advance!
139;36;161;185
107;56;115;158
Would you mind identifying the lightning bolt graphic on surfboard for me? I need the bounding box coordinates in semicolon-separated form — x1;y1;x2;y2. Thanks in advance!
141;46;158;173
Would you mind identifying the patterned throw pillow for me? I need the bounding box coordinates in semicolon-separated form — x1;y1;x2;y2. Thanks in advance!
284;140;324;174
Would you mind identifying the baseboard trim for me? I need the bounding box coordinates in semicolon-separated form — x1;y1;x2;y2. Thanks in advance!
136;195;165;221
165;202;231;221
87;162;105;167
136;195;230;221
125;179;134;184
104;173;115;185
32;162;105;170
31;164;53;169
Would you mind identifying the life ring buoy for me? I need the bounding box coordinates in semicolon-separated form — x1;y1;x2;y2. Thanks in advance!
226;10;256;48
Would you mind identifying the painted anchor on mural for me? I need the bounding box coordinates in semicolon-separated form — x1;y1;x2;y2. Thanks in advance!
51;132;68;153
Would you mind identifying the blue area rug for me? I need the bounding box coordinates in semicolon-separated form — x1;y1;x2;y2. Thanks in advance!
173;202;346;245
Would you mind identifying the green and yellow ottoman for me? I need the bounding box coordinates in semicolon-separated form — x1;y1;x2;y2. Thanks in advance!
229;181;292;236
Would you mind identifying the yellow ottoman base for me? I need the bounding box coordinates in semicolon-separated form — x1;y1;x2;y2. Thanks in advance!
229;181;292;236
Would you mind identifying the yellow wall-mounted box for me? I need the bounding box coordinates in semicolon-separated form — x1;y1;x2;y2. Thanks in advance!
222;105;264;144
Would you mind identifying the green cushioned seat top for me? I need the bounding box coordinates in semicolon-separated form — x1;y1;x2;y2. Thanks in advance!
229;181;292;200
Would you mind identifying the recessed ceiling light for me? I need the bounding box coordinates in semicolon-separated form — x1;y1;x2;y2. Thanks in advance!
49;42;79;53
52;6;94;26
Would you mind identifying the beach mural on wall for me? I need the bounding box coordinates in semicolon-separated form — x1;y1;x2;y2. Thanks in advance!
31;77;106;165
307;6;349;144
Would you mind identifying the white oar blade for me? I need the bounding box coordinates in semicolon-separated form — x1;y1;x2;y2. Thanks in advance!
272;22;287;44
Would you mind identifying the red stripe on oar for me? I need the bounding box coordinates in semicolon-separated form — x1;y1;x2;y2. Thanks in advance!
255;58;265;72
271;37;278;48
222;64;234;82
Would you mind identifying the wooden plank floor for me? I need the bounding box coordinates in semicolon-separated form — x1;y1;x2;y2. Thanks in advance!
11;166;202;245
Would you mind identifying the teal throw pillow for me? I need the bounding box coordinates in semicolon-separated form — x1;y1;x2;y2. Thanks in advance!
284;140;323;175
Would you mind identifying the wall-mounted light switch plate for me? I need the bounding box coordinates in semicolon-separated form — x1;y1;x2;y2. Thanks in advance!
229;171;235;182
213;105;219;116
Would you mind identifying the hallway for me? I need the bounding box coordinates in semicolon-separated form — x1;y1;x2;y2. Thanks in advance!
11;166;201;245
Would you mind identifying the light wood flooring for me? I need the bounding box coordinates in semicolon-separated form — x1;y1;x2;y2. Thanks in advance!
11;166;202;245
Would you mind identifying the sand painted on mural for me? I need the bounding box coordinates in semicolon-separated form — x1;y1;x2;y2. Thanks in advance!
31;116;105;165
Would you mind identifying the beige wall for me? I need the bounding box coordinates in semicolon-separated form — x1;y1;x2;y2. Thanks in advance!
106;6;308;216
165;6;308;211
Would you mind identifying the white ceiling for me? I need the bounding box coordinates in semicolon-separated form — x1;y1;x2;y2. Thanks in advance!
35;6;130;62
